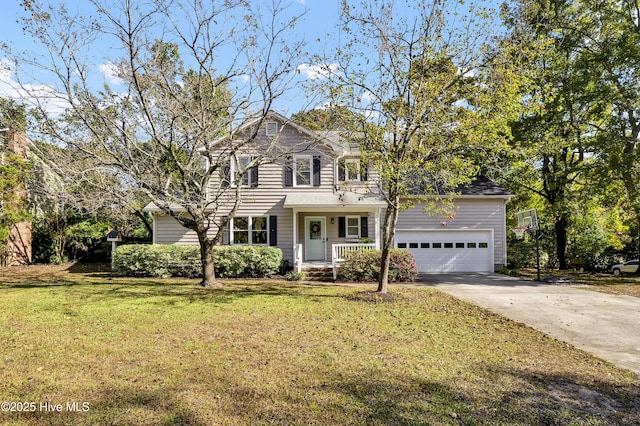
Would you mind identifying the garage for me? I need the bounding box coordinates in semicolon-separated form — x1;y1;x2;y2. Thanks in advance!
394;230;494;273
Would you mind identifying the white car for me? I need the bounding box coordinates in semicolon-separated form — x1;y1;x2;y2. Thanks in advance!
611;260;639;275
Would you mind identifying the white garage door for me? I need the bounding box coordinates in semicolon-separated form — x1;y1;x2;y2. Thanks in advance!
395;230;493;273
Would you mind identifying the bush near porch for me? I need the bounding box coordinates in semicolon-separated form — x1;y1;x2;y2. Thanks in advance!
113;244;282;278
336;248;418;282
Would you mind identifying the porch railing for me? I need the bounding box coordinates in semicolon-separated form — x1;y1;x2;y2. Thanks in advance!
331;243;376;279
293;244;303;272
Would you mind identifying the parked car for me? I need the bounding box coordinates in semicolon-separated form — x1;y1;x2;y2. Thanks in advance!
611;259;639;275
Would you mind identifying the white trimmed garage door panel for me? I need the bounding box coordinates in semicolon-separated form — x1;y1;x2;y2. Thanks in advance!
395;230;493;273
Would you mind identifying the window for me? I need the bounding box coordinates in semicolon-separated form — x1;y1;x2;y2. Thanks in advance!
252;217;268;244
344;159;360;181
294;155;312;186
266;122;279;136
433;242;442;248
398;243;407;248
338;158;368;182
230;155;257;187
233;216;249;244
231;216;268;245
444;242;453;248
409;243;418;248
346;216;360;239
421;243;429;248
479;242;488;248
456;242;465;248
467;242;477;248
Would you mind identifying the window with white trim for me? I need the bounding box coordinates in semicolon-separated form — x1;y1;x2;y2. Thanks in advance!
344;159;361;181
230;155;256;187
294;155;312;186
346;216;360;239
231;216;268;245
266;122;279;136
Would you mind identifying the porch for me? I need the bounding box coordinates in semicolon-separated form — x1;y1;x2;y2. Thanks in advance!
283;192;386;280
294;243;377;280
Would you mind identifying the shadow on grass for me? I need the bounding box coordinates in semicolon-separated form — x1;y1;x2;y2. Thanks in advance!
0;269;348;308
214;364;640;425
6;385;207;426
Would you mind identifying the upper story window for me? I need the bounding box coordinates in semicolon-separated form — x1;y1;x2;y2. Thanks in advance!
338;158;368;182
284;155;321;187
230;155;258;187
265;122;279;136
294;155;312;186
221;155;258;188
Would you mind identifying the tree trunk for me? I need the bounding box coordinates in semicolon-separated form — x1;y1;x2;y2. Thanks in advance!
133;209;153;238
555;214;568;270
378;198;400;293
197;232;221;288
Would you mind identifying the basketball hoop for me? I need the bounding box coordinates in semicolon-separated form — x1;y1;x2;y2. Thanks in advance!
513;227;527;239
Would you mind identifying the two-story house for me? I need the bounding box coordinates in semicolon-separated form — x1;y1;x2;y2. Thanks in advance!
145;111;511;274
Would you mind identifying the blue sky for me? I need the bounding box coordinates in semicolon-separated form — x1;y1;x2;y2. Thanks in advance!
0;0;502;117
0;0;347;116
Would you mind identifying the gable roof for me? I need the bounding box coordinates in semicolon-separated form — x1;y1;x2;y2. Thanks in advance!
405;175;512;199
456;175;511;197
212;110;338;149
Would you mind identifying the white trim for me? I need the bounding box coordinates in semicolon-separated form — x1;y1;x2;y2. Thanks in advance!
344;158;361;181
230;155;253;187
265;121;279;136
293;155;313;187
229;215;268;245
345;215;360;239
152;214;157;244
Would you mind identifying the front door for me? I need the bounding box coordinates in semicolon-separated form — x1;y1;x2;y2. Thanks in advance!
305;217;326;261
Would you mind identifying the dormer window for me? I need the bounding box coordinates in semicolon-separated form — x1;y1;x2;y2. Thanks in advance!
265;122;279;136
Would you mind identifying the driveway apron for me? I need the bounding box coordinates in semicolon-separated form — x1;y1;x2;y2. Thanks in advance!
416;273;640;376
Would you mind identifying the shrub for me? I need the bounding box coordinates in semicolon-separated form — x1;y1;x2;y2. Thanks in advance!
284;270;305;281
113;244;282;278
336;249;417;282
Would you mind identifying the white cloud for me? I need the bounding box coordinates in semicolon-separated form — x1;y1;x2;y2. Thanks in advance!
296;63;338;80
0;58;70;116
99;62;124;85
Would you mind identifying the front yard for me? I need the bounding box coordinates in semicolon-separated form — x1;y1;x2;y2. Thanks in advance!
1;264;639;425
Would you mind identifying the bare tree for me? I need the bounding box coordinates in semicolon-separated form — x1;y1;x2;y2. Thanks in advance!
320;0;527;292
4;0;309;286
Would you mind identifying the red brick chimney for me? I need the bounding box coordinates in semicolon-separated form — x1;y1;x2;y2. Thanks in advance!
3;128;32;266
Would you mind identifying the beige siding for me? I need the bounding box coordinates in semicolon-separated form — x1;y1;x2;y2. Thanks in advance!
207;120;338;193
154;215;200;245
394;198;508;268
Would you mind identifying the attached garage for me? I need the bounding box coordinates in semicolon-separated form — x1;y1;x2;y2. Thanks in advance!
395;230;494;273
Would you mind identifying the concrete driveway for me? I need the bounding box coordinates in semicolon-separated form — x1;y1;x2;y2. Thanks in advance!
416;273;640;376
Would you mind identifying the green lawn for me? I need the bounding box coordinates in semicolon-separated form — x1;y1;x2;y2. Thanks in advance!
1;265;639;425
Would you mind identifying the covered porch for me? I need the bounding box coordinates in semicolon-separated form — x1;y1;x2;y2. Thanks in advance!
283;192;386;277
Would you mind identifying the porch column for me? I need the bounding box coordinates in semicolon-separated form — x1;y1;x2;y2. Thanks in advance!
374;209;381;250
292;209;300;272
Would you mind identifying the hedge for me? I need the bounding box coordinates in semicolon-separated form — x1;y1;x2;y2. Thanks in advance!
113;244;283;278
336;248;418;282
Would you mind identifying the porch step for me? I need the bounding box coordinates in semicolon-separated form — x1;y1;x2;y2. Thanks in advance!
301;266;334;282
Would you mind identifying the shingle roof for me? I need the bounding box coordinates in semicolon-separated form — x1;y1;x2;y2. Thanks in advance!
456;175;511;196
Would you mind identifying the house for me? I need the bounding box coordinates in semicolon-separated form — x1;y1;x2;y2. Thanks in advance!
145;112;512;274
